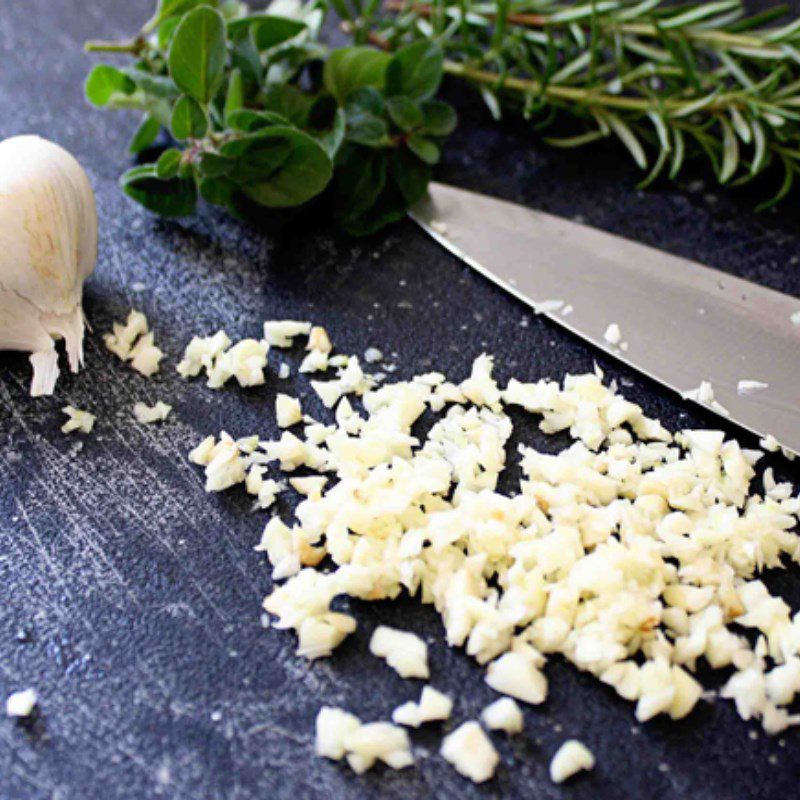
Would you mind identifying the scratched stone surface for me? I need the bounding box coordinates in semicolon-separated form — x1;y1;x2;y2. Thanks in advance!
1;1;800;798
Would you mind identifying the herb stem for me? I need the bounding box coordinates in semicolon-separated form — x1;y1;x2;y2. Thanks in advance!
443;60;751;114
84;37;145;55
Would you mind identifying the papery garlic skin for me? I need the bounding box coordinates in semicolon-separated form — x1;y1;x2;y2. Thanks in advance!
0;135;97;396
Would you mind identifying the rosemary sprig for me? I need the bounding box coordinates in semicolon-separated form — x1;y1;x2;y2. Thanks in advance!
349;0;800;206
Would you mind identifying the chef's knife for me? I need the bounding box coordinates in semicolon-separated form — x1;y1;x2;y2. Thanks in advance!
411;182;800;456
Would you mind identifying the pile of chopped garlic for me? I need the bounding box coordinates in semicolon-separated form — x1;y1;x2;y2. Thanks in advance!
103;310;164;377
185;321;800;781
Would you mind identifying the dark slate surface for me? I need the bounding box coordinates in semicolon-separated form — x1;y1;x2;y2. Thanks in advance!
1;1;799;798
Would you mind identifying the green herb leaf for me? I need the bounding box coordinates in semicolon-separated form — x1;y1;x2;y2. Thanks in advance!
324;46;390;105
345;106;389;147
157;15;183;49
156;148;183;179
310;106;347;159
124;69;180;100
128;115;162;153
226;109;291;132
198;175;238;208
334;144;388;222
250;16;307;50
406;133;440;164
197;152;235;177
171;94;209;139
240;127;333;207
344;87;390;146
168;5;228;104
420;100;457;136
385;41;444;101
392;146;431;206
224;68;244;121
719;115;740;183
341;178;408;236
345;86;386;116
120;164;197;217
230;32;262;86
386;96;423;131
342;144;431;235
228;138;293;182
226;14;305;44
85;65;136;107
154;0;209;24
262;84;314;127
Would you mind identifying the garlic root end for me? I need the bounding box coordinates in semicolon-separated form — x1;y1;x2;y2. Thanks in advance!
29;349;60;397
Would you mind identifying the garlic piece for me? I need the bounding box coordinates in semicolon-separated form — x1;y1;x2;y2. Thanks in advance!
549;740;595;783
440;721;499;783
603;323;622;346
104;310;164;377
392;686;453;727
263;320;312;348
61;405;95;434
315;706;362;760
276;393;303;428
314;707;413;773
485;651;548;705
481;697;524;734
6;688;38;719
0;136;97;396
369;626;429;679
133;401;172;424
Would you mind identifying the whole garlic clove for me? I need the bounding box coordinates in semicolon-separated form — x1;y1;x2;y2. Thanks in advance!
0;135;97;396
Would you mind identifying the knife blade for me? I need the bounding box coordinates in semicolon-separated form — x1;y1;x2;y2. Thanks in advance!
411;182;800;455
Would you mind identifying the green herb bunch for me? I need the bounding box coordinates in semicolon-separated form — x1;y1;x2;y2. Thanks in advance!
354;0;800;207
84;0;456;233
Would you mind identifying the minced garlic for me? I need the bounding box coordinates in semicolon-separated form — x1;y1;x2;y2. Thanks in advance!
315;707;413;773
133;400;171;424
276;393;302;428
440;721;499;783
6;688;37;718
549;739;595;783
682;379;730;417
263;320;312;348
481;697;523;734
104;309;164;376
61;405;95;434
177;331;268;388
392;686;452;727
603;323;621;346
187;327;800;742
370;626;429;679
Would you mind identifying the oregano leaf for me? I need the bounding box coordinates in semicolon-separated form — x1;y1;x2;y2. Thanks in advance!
168;5;228;104
171;94;209;139
324;46;390;105
385;41;444;101
120;164;197;217
85;65;136;107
